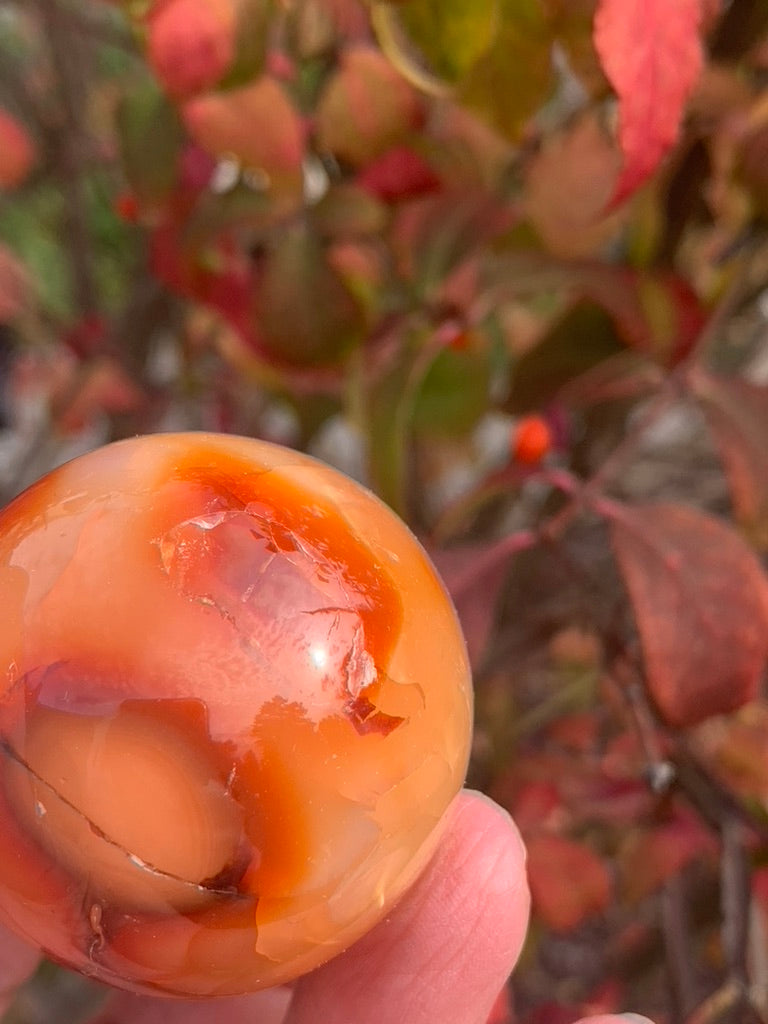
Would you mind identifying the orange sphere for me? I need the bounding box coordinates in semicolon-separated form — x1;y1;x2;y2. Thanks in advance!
0;433;472;997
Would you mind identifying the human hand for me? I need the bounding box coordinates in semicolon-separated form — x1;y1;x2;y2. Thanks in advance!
0;791;648;1024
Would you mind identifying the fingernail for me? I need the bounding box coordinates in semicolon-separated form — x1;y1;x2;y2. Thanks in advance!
619;1015;655;1024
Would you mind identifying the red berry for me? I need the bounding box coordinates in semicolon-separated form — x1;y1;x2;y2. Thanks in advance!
513;414;553;465
114;190;140;223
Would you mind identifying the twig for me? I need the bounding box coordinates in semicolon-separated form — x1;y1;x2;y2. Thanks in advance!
721;815;752;988
749;895;768;1020
57;0;137;52
662;870;700;1023
685;980;744;1024
34;0;99;316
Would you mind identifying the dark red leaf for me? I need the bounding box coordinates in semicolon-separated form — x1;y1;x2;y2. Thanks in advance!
527;833;612;932
609;502;768;726
692;371;768;549
619;804;716;901
357;145;441;202
593;0;704;205
574;265;707;364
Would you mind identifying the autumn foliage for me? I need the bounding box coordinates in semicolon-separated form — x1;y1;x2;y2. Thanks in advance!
0;1;767;1023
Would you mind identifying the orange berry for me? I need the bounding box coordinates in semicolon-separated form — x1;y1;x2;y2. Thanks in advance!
513;414;553;465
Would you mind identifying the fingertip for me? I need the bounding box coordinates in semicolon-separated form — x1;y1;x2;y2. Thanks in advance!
286;790;530;1024
85;987;292;1024
574;1016;655;1024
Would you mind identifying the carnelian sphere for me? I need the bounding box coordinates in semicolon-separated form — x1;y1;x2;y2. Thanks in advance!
0;433;471;997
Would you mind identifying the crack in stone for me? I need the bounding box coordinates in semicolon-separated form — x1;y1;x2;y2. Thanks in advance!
0;736;247;901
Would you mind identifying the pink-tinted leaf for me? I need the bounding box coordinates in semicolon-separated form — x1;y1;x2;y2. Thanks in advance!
146;0;236;99
524;112;625;258
182;76;305;191
692;371;768;549
527;833;612;932
593;0;705;205
609;502;768;726
54;357;144;435
430;542;514;668
315;46;424;167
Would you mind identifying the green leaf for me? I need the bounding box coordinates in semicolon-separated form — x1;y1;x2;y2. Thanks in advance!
0;186;71;318
460;0;555;139
117;79;184;206
412;337;491;436
508;302;625;413
257;223;366;365
220;0;273;89
310;183;388;238
365;359;411;515
376;0;500;84
395;191;511;297
364;328;487;513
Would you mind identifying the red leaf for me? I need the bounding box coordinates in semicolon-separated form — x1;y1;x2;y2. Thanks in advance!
0;107;36;190
147;0;236;99
593;0;704;205
527;833;612;932
357;145;440;202
609;502;768;726
619;805;716;901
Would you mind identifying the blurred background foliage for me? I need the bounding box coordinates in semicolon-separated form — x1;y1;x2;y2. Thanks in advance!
1;2;768;1023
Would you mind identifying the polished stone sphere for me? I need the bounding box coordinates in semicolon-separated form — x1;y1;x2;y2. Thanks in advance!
0;433;471;997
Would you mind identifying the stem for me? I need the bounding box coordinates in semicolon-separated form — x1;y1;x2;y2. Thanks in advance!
720;815;752;988
662;870;699;1022
34;0;99;316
